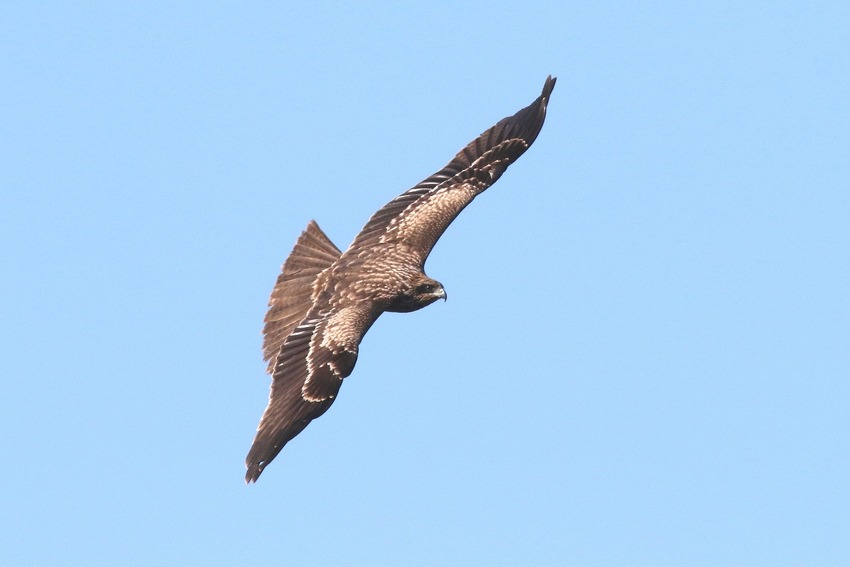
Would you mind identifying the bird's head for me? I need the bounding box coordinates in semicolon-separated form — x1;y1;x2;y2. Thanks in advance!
389;275;447;313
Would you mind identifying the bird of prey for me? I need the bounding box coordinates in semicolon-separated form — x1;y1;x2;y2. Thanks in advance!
246;76;556;482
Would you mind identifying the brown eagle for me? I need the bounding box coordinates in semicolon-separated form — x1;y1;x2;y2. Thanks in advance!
246;76;556;482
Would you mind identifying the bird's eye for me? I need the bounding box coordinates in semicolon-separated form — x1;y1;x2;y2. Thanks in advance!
418;283;434;294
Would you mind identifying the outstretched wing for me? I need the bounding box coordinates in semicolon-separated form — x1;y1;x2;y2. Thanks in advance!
245;302;379;483
349;75;555;266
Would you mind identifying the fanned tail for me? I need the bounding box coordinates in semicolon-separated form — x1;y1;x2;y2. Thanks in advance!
262;220;341;373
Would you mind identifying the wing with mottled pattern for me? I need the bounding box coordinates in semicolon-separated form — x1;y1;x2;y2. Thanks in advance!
246;303;379;483
349;75;555;266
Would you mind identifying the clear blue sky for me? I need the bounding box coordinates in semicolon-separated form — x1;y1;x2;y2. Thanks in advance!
2;3;848;565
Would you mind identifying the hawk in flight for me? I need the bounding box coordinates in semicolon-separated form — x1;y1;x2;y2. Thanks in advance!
246;76;556;482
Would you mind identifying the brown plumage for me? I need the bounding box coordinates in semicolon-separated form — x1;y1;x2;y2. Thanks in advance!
246;76;556;482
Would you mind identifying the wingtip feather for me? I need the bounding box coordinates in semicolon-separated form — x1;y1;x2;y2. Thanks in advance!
543;75;557;98
245;466;261;484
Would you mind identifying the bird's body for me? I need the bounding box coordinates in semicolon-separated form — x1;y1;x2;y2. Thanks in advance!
246;76;555;482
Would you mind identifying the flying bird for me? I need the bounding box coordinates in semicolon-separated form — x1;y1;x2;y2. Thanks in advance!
246;76;556;482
